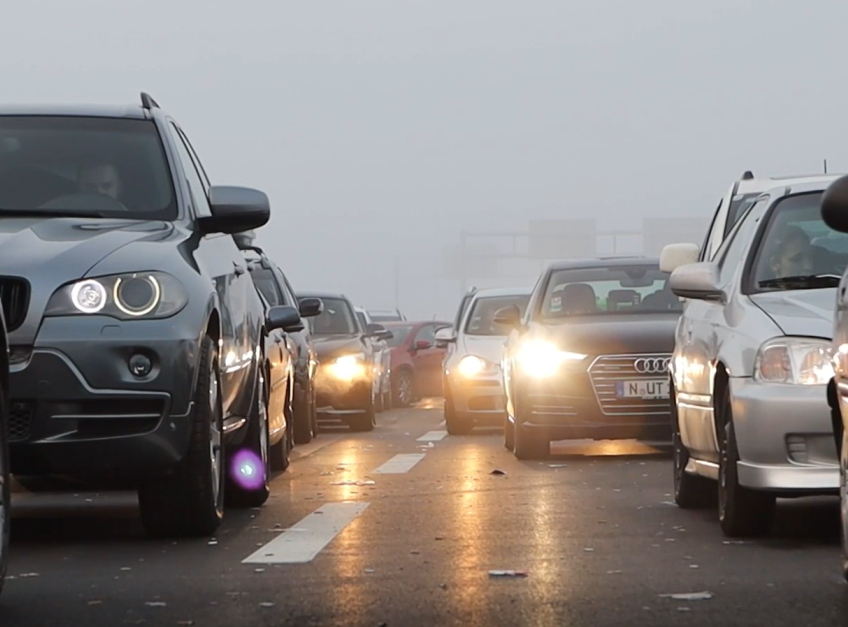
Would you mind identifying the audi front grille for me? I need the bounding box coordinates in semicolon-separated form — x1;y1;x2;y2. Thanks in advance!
588;353;672;416
0;277;29;332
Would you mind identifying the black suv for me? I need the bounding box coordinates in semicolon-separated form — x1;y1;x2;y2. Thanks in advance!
236;236;323;444
0;93;301;537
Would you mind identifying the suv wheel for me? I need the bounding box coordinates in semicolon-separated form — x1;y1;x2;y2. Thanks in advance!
226;364;272;508
0;374;10;597
840;427;848;581
139;336;225;537
444;383;472;435
293;382;314;445
350;389;376;432
393;370;413;408
271;377;293;471
513;414;549;460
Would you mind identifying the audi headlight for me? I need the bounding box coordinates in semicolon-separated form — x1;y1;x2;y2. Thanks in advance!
517;340;586;378
754;337;834;385
45;272;188;320
457;355;499;378
326;353;367;381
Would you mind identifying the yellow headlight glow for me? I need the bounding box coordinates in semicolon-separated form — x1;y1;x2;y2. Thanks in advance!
327;355;367;381
517;340;586;378
458;355;488;377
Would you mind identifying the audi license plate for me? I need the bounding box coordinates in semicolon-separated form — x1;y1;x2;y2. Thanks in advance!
616;380;668;399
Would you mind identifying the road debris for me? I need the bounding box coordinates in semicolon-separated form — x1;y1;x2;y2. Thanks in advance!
145;601;167;607
488;570;528;578
260;602;276;608
659;591;713;601
490;469;507;476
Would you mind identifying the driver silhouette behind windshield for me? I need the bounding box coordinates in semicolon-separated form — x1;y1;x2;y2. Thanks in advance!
769;225;814;279
78;163;121;200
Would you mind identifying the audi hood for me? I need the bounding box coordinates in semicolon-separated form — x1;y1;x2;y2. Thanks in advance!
527;313;679;357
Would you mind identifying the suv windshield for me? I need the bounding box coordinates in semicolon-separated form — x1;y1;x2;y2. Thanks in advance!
304;297;357;335
539;265;682;318
726;192;762;236
465;295;530;336
0;116;176;220
753;192;848;291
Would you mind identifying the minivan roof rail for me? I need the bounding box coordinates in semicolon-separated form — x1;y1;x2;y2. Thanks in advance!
140;92;160;110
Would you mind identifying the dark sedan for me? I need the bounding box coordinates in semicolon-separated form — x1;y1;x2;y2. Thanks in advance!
0;95;301;537
298;292;392;431
497;257;682;459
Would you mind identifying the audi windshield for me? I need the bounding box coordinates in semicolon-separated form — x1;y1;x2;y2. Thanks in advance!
536;264;683;319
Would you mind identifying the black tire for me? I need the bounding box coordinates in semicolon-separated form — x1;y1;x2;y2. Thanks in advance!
513;414;549;460
839;426;848;582
226;364;272;508
717;385;775;538
0;371;10;598
350;390;376;432
444;384;472;435
270;379;293;472
139;336;225;538
393;370;414;408
293;382;314;445
671;386;716;509
504;415;515;451
376;385;385;413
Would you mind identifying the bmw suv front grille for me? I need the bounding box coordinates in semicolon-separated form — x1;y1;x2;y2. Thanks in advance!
588;354;672;416
0;277;29;332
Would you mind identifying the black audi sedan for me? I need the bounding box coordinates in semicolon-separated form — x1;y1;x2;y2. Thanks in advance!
496;257;682;459
0;94;302;537
298;292;392;432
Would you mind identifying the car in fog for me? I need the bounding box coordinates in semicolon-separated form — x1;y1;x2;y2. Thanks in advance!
383;320;451;407
367;309;406;323
238;237;324;445
496;257;681;459
299;292;392;431
0;310;8;597
0;94;303;537
355;307;393;412
664;179;845;538
436;287;531;435
819;175;848;578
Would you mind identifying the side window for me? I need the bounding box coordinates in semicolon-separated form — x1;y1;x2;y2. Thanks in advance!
177;128;211;191
169;123;211;218
698;200;723;262
415;324;437;345
716;197;768;282
273;269;294;306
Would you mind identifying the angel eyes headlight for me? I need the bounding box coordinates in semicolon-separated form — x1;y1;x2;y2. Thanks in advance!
46;272;188;320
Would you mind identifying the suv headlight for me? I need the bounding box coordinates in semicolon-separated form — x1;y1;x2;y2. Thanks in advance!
754;337;834;385
326;353;367;381
517;340;586;378
45;272;188;320
458;355;499;378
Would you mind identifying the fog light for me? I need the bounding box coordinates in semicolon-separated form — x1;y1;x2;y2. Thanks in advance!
128;353;153;377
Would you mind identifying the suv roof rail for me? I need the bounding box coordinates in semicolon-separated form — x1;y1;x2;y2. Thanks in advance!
741;170;754;181
140;92;160;110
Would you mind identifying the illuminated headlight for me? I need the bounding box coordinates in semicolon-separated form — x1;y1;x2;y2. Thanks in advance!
517;340;586;378
754;337;834;385
458;355;498;378
45;272;188;320
327;354;367;381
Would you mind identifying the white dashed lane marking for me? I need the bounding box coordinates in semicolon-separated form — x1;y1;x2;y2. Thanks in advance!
416;430;447;442
242;502;370;564
372;453;426;474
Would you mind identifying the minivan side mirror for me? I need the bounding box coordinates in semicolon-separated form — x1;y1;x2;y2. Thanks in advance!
668;262;725;303
660;243;700;274
821;175;848;233
267;305;303;333
199;186;271;235
298;297;324;318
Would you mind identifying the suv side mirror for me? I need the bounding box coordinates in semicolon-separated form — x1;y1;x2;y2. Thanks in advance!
822;175;848;233
366;323;393;341
434;327;457;346
267;305;303;333
298;297;324;318
493;304;522;328
660;243;700;274
199;186;271;235
669;262;725;303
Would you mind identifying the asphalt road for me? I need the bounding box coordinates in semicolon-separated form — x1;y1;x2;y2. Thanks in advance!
2;401;847;627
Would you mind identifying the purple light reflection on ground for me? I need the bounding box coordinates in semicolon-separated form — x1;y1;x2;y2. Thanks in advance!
230;448;265;491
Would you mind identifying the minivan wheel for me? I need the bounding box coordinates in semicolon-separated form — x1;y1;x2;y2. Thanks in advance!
226;365;272;508
139;336;225;538
717;385;775;538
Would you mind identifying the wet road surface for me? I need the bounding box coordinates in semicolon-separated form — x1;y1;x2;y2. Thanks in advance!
2;402;847;626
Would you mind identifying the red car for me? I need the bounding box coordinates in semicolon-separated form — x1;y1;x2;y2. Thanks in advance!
384;321;452;407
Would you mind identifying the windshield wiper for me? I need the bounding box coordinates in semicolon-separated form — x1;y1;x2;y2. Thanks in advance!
0;208;109;219
758;274;842;289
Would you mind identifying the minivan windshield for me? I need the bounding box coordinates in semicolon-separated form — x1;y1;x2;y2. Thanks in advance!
304;298;357;335
539;265;682;318
0;116;177;220
465;295;530;336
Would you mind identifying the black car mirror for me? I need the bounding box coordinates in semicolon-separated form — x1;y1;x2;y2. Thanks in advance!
199;186;271;235
822;175;848;233
366;323;387;337
298;297;324;318
493;304;522;328
267;305;302;333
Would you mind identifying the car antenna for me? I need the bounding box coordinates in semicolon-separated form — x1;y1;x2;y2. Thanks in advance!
140;92;160;109
741;170;754;180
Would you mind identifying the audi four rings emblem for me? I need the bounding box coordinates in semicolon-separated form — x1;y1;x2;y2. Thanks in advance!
633;357;671;374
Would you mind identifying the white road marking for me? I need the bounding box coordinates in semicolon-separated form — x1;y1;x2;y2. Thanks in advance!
373;453;426;474
417;430;447;442
242;502;370;564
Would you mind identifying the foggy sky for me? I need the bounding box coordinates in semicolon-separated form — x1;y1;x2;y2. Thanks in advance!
3;0;847;319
